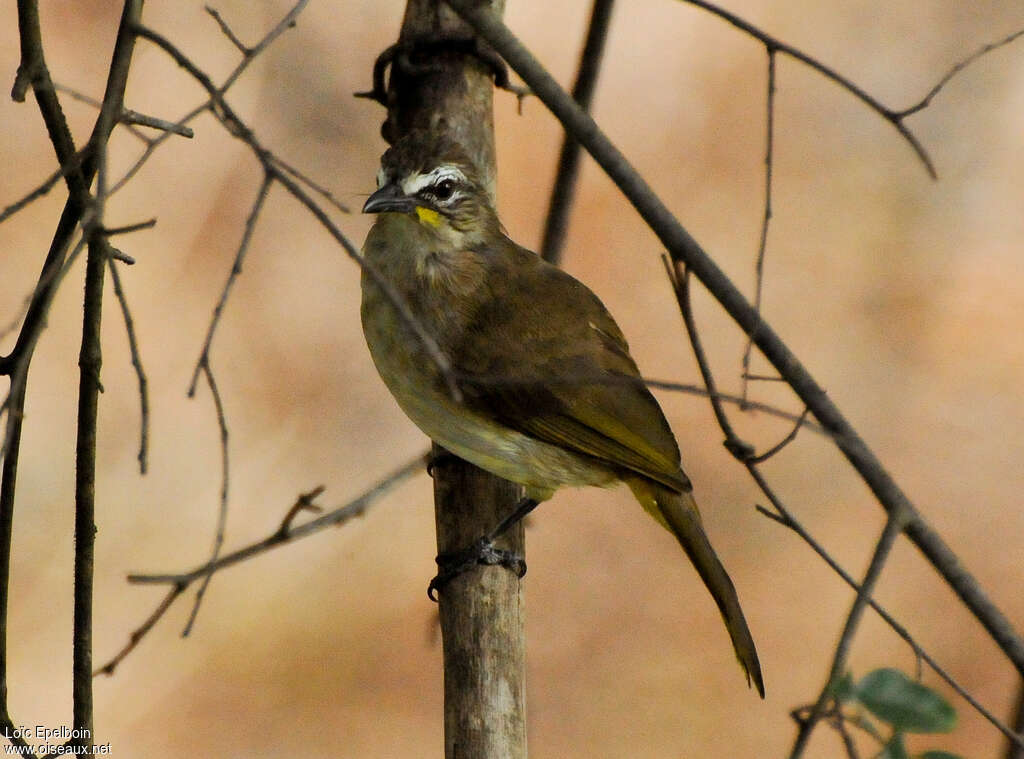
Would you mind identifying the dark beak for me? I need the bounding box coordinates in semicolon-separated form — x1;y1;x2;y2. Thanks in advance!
362;183;416;215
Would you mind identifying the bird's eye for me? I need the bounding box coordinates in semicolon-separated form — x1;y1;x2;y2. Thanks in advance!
432;179;455;201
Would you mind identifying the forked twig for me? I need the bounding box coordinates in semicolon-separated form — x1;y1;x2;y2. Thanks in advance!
97;453;427;675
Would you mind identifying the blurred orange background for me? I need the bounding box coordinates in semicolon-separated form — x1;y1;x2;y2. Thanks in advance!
1;1;1022;756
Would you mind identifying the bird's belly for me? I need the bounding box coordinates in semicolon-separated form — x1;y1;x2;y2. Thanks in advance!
361;286;614;496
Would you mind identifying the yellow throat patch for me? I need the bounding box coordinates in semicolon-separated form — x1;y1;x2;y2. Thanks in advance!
415;206;441;227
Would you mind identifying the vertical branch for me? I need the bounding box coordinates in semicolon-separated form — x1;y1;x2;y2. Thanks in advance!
538;0;615;264
72;237;104;746
741;46;776;402
71;0;144;744
107;259;149;474
431;445;526;759
376;2;525;756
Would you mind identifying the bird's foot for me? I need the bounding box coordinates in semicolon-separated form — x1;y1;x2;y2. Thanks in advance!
427;538;527;602
355;37;529;109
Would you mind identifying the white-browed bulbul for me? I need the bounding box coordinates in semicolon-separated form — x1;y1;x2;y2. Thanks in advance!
360;130;764;697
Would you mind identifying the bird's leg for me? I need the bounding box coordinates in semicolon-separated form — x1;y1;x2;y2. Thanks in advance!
427;496;539;601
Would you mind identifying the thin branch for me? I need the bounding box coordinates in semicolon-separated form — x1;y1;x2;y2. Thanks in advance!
899;27;1024;118
276;485;325;537
108;0;309;196
675;0;936;179
96;453;426;674
1005;681;1024;759
205;4;251;55
101;218;156;236
538;0;615;264
187;173;272;397
92;584;182;677
52;84;152;143
0;147;90;226
120;108;195;137
268;154;351;214
749;406;808;464
752;472;1024;752
665;260;752;459
790;512;908;758
446;0;1024;680
107;259;149;474
644;376;824;435
182;359;229;636
69;0;144;744
741;47;775;403
132;21;462;404
676;254;1024;750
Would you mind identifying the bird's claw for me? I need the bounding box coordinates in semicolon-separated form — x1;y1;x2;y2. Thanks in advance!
427;538;526;601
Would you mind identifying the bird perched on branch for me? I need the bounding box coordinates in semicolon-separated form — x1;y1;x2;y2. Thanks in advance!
360;129;764;697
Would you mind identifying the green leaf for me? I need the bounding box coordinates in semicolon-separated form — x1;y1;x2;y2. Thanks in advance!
878;732;909;759
916;752;963;759
855;669;957;734
831;671;856;703
847;711;885;743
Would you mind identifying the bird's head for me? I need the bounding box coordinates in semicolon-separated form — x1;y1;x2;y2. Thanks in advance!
363;131;500;248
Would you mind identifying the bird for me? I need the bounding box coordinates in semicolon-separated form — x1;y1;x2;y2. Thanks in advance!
359;129;764;697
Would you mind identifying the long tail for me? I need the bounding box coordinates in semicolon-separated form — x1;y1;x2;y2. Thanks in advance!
628;479;765;698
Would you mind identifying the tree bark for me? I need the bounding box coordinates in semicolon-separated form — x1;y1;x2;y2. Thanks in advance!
382;2;527;758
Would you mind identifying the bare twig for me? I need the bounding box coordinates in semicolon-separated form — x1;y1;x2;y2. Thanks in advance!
102;218;156;236
1005;681;1024;759
268;154;351;214
182;360;229;636
92;584;182;677
67;1;145;746
277;486;325;537
120;108;195;137
107;259;149;474
132;21;463;404
109;0;309;196
0;148;90;226
644;376;824;434
446;0;1024;680
753;474;1024;752
899;27;1024;118
96;453;426;674
741;47;775;403
205;4;251;55
749;406;808;464
675;0;936;178
539;0;615;264
790;512;909;758
188;173;272;396
665;261;752;458
675;257;1023;749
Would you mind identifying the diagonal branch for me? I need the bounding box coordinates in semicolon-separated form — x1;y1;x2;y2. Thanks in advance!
789;512;909;758
96;453;426;675
445;0;1024;681
671;263;1024;750
132;21;462;404
675;0;936;178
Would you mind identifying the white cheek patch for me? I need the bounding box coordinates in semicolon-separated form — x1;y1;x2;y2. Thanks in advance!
401;164;467;197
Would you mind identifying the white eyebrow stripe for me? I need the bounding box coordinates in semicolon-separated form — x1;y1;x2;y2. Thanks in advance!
401;165;467;196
